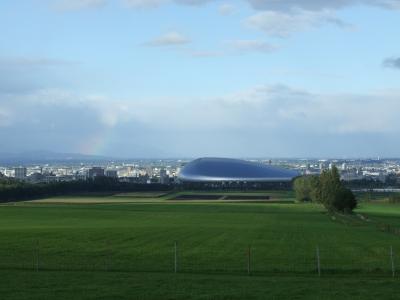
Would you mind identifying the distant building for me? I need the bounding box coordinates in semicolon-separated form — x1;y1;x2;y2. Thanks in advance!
28;172;45;183
88;167;105;178
14;167;27;179
74;173;87;181
105;170;118;178
178;157;298;188
159;169;169;184
45;175;59;183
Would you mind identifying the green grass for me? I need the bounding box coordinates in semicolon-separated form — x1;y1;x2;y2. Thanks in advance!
357;202;400;228
27;196;166;203
170;190;295;198
27;190;294;203
114;191;170;198
1;270;399;300
2;192;400;299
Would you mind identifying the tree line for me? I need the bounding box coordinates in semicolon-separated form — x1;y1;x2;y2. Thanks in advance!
294;166;357;213
0;177;173;202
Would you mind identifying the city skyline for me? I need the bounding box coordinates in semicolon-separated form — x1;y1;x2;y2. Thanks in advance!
1;0;400;158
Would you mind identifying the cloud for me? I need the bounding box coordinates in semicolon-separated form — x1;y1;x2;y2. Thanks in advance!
7;83;397;136
188;40;277;57
49;0;400;44
189;50;224;57
219;3;235;15
0;108;12;127
244;0;400;36
0;57;78;69
2;84;400;157
54;0;106;11
245;9;343;37
121;0;400;11
144;31;191;47
54;0;215;11
227;39;277;53
123;0;167;8
383;57;400;69
245;0;400;12
0;57;79;94
218;85;400;134
51;0;400;12
174;0;214;5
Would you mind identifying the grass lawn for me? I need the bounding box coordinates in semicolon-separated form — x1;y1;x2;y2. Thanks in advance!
1;270;399;300
1;192;400;299
357;202;400;228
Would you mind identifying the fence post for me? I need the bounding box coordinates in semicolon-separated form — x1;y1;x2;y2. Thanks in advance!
104;241;108;272
35;240;39;272
247;245;251;276
316;246;321;277
174;241;178;273
390;246;395;278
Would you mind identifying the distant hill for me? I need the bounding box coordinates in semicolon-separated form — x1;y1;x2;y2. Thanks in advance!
0;151;114;165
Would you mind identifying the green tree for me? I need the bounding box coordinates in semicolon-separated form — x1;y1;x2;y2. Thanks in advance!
293;175;319;202
317;166;357;213
294;166;357;213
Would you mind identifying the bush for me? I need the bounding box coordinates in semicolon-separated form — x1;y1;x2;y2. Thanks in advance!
388;194;400;203
0;177;173;202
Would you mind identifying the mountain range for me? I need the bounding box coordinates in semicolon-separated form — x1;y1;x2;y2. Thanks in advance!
0;151;114;165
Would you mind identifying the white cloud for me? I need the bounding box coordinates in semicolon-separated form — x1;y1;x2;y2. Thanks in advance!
0;57;78;68
175;0;214;5
0;108;12;127
219;3;235;15
189;50;224;57
245;0;400;12
383;57;400;69
4;84;400;134
144;31;191;46
213;85;400;134
52;0;400;12
187;40;277;58
3;85;400;156
123;0;167;8
246;9;339;37
227;39;277;53
54;0;106;11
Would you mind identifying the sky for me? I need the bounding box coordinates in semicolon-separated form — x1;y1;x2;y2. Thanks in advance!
0;0;400;158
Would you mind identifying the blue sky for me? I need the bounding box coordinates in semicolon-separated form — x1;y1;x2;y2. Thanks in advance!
0;0;400;158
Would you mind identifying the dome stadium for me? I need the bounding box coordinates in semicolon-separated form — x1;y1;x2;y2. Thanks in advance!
178;157;299;183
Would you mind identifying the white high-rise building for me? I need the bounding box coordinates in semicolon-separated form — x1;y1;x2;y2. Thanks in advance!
14;167;27;179
159;169;169;184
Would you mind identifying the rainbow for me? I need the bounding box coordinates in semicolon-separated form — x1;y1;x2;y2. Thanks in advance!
78;128;113;156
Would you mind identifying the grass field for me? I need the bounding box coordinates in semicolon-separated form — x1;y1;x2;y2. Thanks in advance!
28;190;295;204
1;191;400;299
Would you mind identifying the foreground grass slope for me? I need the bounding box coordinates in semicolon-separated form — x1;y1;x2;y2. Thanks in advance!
1;270;399;300
0;196;399;299
0;201;399;274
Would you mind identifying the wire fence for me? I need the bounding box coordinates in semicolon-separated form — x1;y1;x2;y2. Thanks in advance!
0;242;397;277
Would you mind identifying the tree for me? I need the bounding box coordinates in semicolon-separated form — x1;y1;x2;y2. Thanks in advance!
294;166;357;213
334;187;357;213
317;166;357;213
293;175;319;202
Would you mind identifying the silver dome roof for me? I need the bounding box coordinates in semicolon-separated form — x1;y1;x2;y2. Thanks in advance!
178;157;299;182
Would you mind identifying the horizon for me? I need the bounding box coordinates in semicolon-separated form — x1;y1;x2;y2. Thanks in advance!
1;0;400;158
0;149;396;162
